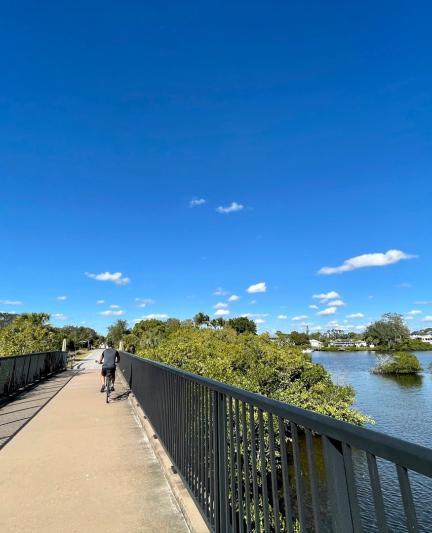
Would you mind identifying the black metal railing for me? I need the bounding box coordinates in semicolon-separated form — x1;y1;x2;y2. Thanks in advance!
0;351;67;398
119;352;432;532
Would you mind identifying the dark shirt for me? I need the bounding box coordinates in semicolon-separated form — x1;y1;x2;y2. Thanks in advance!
101;348;120;368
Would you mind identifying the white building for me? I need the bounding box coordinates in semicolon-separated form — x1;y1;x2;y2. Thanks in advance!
310;339;323;349
410;334;432;345
331;339;367;348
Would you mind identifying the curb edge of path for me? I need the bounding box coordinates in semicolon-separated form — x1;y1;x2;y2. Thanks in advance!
119;372;210;533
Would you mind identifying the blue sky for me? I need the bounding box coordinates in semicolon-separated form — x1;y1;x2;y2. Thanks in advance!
1;1;431;334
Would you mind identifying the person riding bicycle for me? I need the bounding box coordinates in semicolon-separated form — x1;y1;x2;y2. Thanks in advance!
98;344;120;393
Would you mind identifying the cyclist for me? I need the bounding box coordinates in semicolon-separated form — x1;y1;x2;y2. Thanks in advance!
98;344;120;393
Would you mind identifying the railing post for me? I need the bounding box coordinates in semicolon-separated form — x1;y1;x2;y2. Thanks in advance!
323;436;354;533
213;390;228;532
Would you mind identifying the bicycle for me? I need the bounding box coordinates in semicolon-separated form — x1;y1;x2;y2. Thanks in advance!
105;369;114;403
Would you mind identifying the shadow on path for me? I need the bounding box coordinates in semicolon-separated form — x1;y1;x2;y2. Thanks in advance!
0;370;79;449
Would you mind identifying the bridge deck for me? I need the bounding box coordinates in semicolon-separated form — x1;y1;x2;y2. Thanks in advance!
0;351;189;533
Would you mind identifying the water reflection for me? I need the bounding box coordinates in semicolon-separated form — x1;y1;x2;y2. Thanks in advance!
378;373;423;388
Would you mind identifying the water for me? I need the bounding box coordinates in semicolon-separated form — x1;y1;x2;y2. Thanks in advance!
312;351;432;531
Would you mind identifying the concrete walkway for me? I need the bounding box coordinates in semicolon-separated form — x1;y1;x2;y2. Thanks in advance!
0;351;189;533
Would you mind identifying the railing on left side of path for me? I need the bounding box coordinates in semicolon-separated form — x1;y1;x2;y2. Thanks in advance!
0;351;68;398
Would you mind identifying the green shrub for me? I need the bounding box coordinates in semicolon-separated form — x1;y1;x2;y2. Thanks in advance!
373;352;422;375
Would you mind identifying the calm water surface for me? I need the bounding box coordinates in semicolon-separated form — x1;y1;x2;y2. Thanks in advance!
312;351;432;531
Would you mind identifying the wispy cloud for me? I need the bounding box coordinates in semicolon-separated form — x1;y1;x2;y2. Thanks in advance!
228;294;240;302
407;309;422;316
247;282;267;294
318;249;416;275
109;304;120;309
312;291;340;301
0;299;23;305
56;295;67;301
214;302;229;309
135;298;154;308
215;309;230;316
52;313;67;321
277;315;288;319
309;304;319;310
421;316;432;322
96;300;105;305
415;301;432;305
318;307;337;316
346;313;365;319
397;282;412;288
327;299;345;307
135;313;169;321
99;309;126;316
86;271;130;285
189;198;206;207
216;202;244;214
292;315;308;321
213;287;229;296
255;318;265;324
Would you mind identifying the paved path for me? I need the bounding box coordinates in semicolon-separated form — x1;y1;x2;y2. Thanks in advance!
0;350;189;533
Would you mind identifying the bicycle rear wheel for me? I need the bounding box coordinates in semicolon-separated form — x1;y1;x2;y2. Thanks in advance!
105;375;111;403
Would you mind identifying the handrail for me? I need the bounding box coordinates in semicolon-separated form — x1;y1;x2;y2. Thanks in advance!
119;351;432;532
0;351;68;398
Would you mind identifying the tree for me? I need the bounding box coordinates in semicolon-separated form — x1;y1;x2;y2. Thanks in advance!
365;313;410;348
227;317;257;335
193;312;210;328
106;320;130;347
134;325;369;425
373;352;422;375
0;313;58;356
58;325;102;350
0;312;17;330
289;331;310;346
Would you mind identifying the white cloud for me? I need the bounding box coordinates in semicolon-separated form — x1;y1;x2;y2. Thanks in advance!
214;302;229;309
189;198;206;207
421;316;432;322
56;295;67;301
215;309;230;316
255;318;265;324
241;313;269;318
86;271;130;285
96;299;105;304
99;309;126;316
415;300;432;305
109;304;120;309
346;313;365;319
213;287;229;296
309;304;319;310
0;299;23;305
318;306;337;316
247;282;267;294
405;316;414;321
318;249;416;275
312;291;340;301
397;282;412;288
216;201;244;214
292;315;308;321
407;309;422;316
327;299;346;307
277;315;288;319
135;298;154;308
228;294;240;302
52;313;67;321
136;313;169;321
250;300;257;305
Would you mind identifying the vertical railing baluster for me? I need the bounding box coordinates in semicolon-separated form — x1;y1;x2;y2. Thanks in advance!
258;410;270;532
290;422;307;532
305;428;321;532
367;452;388;533
341;443;363;532
268;413;281;532
241;403;252;532
249;405;260;533
235;399;244;533
396;464;419;533
278;417;294;533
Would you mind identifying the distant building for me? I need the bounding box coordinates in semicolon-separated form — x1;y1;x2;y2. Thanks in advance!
410;334;432;345
310;339;323;349
331;339;367;349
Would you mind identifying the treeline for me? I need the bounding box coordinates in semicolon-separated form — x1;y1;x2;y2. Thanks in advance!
0;313;104;356
106;316;370;425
